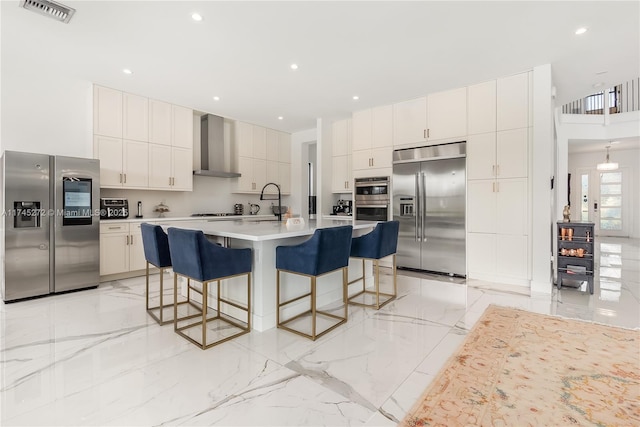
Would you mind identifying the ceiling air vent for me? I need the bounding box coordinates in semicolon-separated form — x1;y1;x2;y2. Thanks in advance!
19;0;76;24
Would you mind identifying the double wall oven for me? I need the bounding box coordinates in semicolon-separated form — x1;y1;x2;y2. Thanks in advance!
354;176;389;221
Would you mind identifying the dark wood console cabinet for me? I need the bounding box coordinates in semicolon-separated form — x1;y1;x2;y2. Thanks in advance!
556;221;595;294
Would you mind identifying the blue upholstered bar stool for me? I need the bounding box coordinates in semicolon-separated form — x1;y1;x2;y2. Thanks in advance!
167;227;252;349
348;221;399;310
141;223;175;325
276;225;353;341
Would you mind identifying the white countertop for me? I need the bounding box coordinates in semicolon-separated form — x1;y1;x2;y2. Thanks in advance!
163;218;377;242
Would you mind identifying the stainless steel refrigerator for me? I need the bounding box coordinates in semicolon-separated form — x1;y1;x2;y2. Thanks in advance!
392;142;466;276
1;151;100;302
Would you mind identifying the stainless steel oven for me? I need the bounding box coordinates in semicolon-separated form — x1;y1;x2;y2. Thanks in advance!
354;177;389;221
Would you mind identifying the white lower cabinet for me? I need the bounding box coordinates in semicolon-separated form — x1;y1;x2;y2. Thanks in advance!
100;222;146;276
467;233;528;284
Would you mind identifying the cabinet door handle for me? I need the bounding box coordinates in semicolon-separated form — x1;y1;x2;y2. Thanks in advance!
125;235;129;245
130;235;134;245
124;174;127;184
423;129;426;139
108;226;120;230
427;128;430;138
119;173;123;183
492;182;496;193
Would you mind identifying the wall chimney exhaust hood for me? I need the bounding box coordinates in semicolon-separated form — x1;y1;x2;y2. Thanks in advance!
193;114;241;178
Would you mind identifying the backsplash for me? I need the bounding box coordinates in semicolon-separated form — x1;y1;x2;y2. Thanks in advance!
100;176;288;219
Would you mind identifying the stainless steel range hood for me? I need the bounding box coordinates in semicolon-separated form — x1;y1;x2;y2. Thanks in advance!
193;114;241;178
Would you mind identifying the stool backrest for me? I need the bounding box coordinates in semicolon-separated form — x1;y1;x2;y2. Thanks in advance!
311;225;353;276
376;220;400;258
167;227;204;281
351;220;399;259
140;223;172;268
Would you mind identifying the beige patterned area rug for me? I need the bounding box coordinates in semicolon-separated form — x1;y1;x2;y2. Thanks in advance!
401;305;640;427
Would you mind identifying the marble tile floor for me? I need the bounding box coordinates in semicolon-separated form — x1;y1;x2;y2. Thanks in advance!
1;237;638;426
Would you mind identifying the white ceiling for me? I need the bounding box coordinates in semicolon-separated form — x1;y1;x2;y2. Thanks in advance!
568;136;640;154
2;0;639;133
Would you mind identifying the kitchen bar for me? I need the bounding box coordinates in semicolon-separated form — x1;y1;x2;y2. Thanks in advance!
162;218;377;331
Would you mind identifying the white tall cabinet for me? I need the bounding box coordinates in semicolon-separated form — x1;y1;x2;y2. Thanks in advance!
466;73;531;286
331;119;352;193
93;85;193;191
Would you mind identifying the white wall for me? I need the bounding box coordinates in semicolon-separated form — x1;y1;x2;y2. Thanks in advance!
568;147;640;238
1;66;93;158
290;128;317;219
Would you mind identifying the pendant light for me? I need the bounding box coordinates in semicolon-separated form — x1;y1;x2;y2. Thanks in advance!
596;145;618;171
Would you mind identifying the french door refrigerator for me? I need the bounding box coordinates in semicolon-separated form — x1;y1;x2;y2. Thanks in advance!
1;151;100;302
392;142;466;277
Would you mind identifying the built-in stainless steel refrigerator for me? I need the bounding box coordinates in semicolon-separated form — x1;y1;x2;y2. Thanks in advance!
1;151;100;302
392;142;466;276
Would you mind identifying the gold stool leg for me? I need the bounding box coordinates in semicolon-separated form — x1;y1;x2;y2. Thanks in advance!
202;281;208;350
374;259;380;309
393;254;397;298
276;269;281;327
145;262;150;311
173;273;178;331
343;267;348;320
311;276;316;340
159;266;164;323
361;259;366;294
247;273;252;330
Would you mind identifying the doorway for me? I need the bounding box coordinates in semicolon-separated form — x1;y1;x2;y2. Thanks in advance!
573;167;631;237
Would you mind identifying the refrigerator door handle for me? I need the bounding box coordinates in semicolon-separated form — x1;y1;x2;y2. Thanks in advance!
421;172;427;242
415;172;420;241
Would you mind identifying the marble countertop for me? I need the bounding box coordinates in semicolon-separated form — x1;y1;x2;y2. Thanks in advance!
165;218;377;242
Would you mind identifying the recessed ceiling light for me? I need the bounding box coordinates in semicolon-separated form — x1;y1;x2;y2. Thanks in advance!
592;82;605;89
278;116;284;120
352;95;359;100
122;69;133;75
192;13;203;21
213;96;220;101
575;27;588;35
610;140;620;145
290;64;298;70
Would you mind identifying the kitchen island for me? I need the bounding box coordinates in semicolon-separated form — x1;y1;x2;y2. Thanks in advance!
167;218;376;331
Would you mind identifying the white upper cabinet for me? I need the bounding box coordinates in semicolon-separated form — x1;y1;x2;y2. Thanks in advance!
252;125;267;159
93;85;193;191
393;97;427;146
497;72;529;131
171;105;194;149
372;105;393;148
123;93;148;142
266;129;279;162
352;106;393;172
94;85;122;138
278;132;291;163
468;80;496;135
148;100;172;146
235;122;290;194
332;119;350;156
426;87;467;141
331;118;352;193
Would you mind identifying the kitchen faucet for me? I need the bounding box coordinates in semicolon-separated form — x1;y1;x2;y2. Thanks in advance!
259;182;282;221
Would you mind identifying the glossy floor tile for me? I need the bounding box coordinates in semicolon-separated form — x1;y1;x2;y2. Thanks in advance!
1;237;638;426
